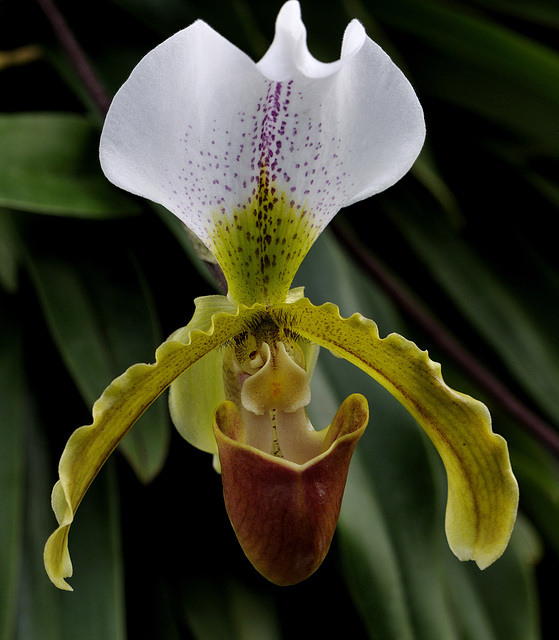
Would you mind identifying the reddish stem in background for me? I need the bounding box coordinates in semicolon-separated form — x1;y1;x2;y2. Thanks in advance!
332;220;559;459
36;0;111;116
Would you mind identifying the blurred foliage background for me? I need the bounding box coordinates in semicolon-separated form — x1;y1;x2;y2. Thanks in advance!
1;0;558;638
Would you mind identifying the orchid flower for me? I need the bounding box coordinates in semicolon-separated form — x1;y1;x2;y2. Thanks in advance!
44;1;518;590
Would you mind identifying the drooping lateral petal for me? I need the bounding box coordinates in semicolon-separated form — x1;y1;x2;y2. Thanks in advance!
99;1;424;304
44;306;258;590
266;298;518;569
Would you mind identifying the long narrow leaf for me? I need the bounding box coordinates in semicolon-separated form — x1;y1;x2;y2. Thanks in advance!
0;114;141;217
26;248;169;483
0;307;24;640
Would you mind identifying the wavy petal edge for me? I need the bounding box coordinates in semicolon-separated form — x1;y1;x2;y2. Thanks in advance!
266;298;519;568
44;304;264;589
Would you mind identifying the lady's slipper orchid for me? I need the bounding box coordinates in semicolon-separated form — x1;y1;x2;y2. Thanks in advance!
44;1;518;590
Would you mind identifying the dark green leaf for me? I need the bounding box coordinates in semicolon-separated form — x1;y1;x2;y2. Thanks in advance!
0;113;140;218
0;306;24;640
26;242;169;483
389;203;559;426
446;517;541;640
18;415;126;640
371;0;559;156
0;210;21;292
183;578;282;640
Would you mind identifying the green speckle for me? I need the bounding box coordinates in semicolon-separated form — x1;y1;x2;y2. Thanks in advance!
208;180;317;306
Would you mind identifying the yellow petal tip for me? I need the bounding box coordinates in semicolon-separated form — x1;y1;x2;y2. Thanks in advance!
44;527;74;591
